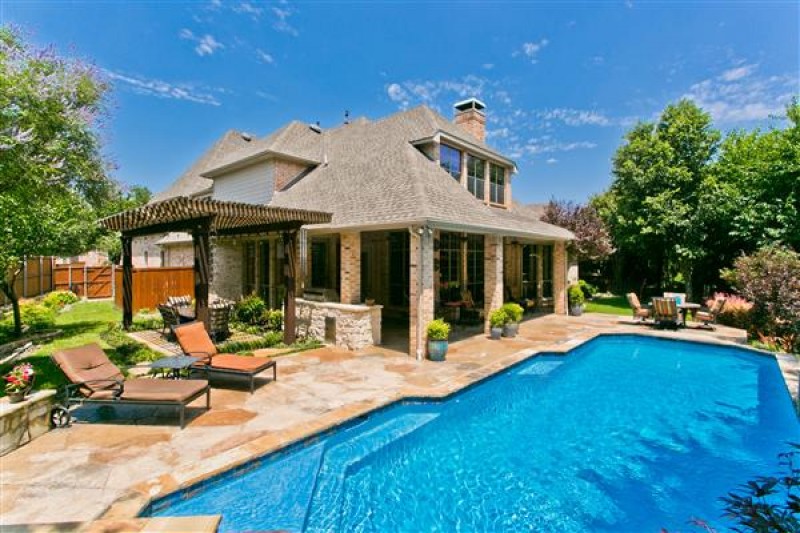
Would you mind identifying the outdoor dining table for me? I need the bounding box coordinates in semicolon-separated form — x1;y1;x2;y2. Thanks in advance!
678;302;702;326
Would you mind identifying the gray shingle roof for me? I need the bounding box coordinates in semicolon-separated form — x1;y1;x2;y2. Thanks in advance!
154;106;573;241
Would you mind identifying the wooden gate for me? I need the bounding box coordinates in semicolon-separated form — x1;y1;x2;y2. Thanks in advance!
114;267;195;312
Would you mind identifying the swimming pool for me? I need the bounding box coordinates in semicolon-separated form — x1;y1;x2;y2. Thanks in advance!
145;335;799;532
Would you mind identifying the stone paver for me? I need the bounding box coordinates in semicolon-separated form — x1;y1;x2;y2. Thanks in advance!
0;314;794;527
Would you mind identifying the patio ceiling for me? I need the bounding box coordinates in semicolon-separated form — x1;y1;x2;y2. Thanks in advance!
98;196;332;237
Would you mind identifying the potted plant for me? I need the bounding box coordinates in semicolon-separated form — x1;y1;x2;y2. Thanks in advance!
568;283;585;316
4;363;35;404
489;309;507;340
426;318;451;361
500;302;524;337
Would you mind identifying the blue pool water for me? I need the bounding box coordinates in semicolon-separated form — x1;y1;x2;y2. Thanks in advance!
147;335;799;532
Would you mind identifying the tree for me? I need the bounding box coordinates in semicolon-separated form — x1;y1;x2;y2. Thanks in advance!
0;27;114;335
96;184;152;263
600;100;720;298
541;199;614;262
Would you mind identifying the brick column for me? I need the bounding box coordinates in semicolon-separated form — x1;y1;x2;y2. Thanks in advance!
409;229;435;358
339;231;361;304
553;241;567;315
483;234;504;333
483;160;490;204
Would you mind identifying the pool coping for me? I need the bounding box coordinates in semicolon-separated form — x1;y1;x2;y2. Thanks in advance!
101;330;798;522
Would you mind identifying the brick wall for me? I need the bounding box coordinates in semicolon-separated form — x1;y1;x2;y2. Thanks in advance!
210;238;243;301
274;159;309;192
484;234;504;332
553;241;567;315
454;109;486;142
339;232;361;304
409;229;434;357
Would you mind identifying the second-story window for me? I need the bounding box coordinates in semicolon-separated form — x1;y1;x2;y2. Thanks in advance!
490;163;505;204
439;144;462;181
467;155;485;200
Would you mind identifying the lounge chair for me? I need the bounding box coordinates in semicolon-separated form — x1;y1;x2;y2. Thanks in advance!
51;343;210;429
695;298;726;328
652;297;680;329
173;322;277;393
626;293;651;321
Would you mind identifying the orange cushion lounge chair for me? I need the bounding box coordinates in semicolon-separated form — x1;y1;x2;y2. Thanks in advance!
52;343;210;429
626;293;651;321
173;322;277;393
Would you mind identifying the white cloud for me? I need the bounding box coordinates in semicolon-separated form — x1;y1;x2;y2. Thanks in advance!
515;39;549;63
546;158;558;164
256;49;275;64
387;83;411;108
518;135;597;155
482;63;494;70
683;64;796;122
179;29;224;57
234;2;263;18
272;6;299;36
386;75;492;111
536;108;613;127
104;70;223;106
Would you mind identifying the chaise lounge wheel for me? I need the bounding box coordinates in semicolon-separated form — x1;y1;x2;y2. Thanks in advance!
50;405;72;428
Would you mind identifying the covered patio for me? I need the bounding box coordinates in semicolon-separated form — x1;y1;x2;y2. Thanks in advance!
99;196;332;343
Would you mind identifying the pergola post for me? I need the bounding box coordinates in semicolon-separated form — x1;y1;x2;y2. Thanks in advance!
282;229;298;345
192;221;211;330
121;235;133;330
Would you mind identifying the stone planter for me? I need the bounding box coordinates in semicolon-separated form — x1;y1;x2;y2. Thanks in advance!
569;305;584;316
490;327;503;340
1;389;56;456
427;340;448;361
502;323;518;338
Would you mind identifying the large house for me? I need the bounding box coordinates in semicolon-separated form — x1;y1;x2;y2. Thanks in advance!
137;99;575;356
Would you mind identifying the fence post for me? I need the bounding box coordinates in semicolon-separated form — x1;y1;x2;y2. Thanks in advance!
83;264;88;300
68;263;72;293
111;264;116;300
22;257;28;298
39;256;44;297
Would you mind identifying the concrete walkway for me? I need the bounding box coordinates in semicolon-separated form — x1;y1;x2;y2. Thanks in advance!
0;313;794;527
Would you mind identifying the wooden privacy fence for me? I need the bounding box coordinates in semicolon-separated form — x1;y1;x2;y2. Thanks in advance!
53;264;115;299
114;267;195;312
0;257;56;306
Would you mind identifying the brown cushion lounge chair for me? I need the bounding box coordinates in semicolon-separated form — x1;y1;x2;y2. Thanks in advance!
695;298;726;328
173;322;277;393
626;293;651;321
52;344;210;429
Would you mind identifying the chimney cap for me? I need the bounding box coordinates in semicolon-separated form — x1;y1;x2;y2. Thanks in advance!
454;98;486;113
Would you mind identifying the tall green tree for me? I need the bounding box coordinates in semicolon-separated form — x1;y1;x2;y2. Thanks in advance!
599;100;720;298
0;27;114;335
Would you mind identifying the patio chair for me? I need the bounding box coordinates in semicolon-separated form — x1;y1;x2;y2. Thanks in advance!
167;295;192;307
51;343;210;429
460;289;484;325
158;304;181;338
695;298;726;328
652;297;680;329
626;293;651;321
173;322;277;394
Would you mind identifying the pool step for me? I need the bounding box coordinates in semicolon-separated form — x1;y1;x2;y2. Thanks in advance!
517;358;565;377
304;412;439;532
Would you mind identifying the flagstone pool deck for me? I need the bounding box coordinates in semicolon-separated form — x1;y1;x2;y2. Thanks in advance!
1;313;796;529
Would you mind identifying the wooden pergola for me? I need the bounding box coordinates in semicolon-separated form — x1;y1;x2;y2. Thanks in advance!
99;196;332;344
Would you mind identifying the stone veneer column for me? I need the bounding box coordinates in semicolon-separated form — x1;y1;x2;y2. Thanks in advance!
553;241;568;315
483;234;504;333
339;232;361;304
409;229;435;358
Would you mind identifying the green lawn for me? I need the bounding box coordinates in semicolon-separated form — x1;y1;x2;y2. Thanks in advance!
0;301;162;396
584;295;632;316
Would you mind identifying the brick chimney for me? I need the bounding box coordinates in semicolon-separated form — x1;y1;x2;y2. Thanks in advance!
454;98;486;142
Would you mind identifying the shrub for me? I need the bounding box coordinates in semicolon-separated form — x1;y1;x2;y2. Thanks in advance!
42;290;79;309
234;294;267;326
705;292;753;330
216;331;284;353
501;302;524;323
489;309;509;328
568;284;585;306
426;319;450;341
722;245;800;353
20;303;56;331
578;280;598;299
262;309;283;331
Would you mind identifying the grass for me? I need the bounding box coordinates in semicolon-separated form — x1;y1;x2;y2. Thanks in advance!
584;295;632;316
0;301;163;396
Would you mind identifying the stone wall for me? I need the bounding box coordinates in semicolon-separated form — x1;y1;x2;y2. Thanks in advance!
296;298;381;350
164;243;194;267
339;232;361;304
1;390;56;456
484;234;504;333
409;229;434;358
131;235;164;267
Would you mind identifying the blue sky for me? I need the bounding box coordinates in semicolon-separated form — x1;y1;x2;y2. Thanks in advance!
3;1;798;203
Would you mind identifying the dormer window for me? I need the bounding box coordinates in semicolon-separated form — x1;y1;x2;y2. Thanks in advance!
467;155;485;200
489;163;505;204
440;144;461;180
